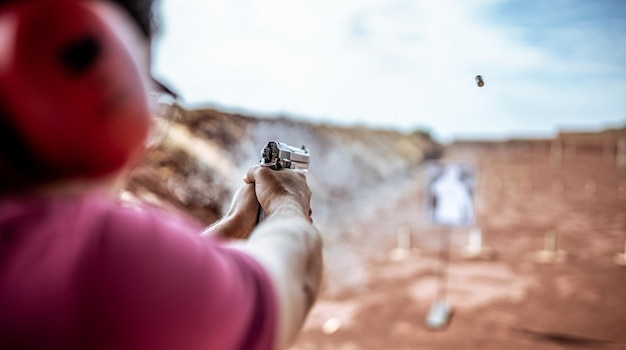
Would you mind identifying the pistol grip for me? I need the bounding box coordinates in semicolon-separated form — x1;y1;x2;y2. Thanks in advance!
256;204;266;223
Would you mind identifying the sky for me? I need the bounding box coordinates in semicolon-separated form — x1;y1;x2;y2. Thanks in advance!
152;0;626;142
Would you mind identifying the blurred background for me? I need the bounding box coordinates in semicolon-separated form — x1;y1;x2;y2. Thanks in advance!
152;0;626;142
124;0;626;349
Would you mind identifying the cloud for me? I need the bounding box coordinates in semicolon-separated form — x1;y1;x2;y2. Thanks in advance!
153;0;626;141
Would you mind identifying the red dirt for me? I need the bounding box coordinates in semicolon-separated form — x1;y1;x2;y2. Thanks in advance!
290;143;626;350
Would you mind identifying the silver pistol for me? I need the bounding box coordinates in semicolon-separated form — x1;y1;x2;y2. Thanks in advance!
259;141;309;172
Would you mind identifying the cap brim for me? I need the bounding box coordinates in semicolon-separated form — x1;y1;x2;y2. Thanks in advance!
151;77;178;99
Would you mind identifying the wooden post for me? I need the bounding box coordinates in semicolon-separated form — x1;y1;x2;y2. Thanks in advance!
545;230;558;252
619;180;626;199
462;227;494;260
398;226;411;251
603;139;614;161
614;239;626;266
584;178;597;197
535;229;567;263
389;226;414;261
551;139;563;169
468;227;483;253
618;137;626;173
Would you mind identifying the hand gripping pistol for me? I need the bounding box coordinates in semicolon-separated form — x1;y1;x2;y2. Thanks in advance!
257;141;310;222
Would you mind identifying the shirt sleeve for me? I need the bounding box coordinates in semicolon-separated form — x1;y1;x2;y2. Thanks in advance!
80;205;278;350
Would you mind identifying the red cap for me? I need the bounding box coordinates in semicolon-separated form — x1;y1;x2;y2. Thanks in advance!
0;0;152;181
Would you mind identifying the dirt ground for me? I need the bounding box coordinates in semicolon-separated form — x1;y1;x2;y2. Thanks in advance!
290;143;626;350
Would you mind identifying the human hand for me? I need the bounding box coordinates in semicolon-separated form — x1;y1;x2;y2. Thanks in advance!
245;165;312;222
202;183;258;239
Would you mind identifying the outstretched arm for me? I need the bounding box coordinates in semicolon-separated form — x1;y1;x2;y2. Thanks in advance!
204;166;323;349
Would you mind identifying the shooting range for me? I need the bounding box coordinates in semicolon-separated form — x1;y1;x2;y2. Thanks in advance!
121;1;626;347
127;97;626;349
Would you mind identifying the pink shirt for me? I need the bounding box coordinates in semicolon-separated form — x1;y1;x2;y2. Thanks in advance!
0;192;277;350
